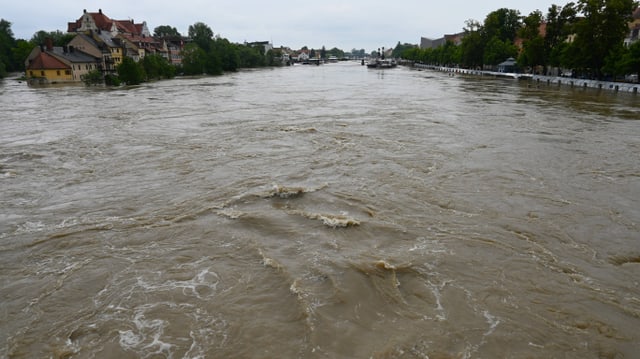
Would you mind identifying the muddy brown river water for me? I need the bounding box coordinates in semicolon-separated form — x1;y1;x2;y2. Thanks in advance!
1;62;639;358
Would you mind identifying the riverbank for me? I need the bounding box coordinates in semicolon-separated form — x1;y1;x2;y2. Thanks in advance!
409;63;639;93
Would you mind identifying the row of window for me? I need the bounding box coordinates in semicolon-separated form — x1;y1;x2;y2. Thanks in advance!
29;70;72;77
72;64;97;70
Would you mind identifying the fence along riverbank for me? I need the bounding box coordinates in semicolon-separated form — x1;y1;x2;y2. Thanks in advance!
410;63;639;94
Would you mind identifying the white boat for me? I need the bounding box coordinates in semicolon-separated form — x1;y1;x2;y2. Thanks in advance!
366;58;397;69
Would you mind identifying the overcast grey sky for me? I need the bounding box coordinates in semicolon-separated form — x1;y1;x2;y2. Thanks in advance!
3;0;559;51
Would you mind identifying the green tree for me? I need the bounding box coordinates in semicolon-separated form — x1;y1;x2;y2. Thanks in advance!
12;40;32;72
518;10;546;70
117;56;145;85
142;53;176;80
81;69;103;86
440;40;461;66
569;0;637;79
237;44;265;67
401;46;421;62
0;19;17;77
154;25;181;37
459;20;485;68
392;42;416;58
484;36;518;66
181;43;207;75
213;37;239;72
30;30;75;47
327;47;345;58
545;3;578;69
205;47;223;75
483;8;522;43
188;22;214;51
604;41;640;78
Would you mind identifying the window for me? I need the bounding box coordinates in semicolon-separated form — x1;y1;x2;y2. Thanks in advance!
57;70;60;76
41;71;45;76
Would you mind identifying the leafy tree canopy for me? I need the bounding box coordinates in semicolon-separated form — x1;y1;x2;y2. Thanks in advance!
117;56;145;85
154;25;181;37
0;19;17;76
30;30;75;46
188;22;214;50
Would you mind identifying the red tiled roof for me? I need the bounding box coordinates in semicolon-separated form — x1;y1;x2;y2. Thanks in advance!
68;11;114;33
89;11;114;31
68;10;146;36
119;33;157;46
27;52;70;70
115;19;138;34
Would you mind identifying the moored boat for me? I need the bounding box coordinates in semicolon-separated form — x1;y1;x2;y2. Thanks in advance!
366;58;397;69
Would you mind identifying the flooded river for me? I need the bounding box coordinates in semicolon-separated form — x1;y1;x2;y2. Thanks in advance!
1;62;639;358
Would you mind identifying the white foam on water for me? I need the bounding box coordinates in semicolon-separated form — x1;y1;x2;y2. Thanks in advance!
118;304;174;357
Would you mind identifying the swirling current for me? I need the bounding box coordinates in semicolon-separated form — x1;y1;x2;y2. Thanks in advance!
1;62;639;358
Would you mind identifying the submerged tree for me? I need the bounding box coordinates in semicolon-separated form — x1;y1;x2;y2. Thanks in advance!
81;69;103;86
117;56;145;85
142;53;176;80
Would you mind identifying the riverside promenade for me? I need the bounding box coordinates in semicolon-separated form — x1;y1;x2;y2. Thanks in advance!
410;63;639;94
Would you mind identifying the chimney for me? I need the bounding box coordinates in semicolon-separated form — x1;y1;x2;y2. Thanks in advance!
45;37;53;51
69;46;74;53
83;9;87;13
99;9;102;14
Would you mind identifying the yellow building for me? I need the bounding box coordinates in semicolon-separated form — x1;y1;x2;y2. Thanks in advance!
25;50;73;85
25;42;101;85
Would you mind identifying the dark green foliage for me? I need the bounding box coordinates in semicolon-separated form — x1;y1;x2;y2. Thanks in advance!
117;56;145;85
0;19;17;77
188;22;214;51
483;8;522;43
181;43;207;75
30;30;75;47
142;54;176;80
327;47;345;58
603;41;640;77
213;38;239;72
567;0;637;79
459;29;485;68
154;25;181;37
181;23;279;75
237;45;265;68
392;42;416;59
401;1;640;79
484;37;518;65
105;74;121;86
81;69;103;86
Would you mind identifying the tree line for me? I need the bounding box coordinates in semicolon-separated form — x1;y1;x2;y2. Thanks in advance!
0;20;286;84
401;0;639;80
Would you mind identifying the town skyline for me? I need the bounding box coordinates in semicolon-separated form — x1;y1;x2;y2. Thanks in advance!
3;0;560;52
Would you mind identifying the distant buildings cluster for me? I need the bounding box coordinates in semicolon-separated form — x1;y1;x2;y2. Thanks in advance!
420;7;640;50
23;8;363;85
25;9;187;85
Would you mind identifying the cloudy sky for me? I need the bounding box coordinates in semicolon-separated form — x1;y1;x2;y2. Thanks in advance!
4;0;559;51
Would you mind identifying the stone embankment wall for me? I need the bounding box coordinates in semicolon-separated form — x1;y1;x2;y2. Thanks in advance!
409;63;639;94
531;75;639;93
